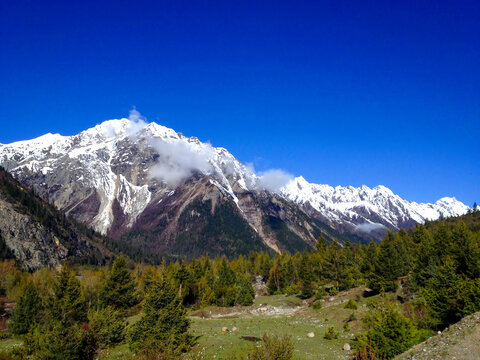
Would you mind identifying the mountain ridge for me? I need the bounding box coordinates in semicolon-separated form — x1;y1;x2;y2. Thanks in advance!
0;118;470;257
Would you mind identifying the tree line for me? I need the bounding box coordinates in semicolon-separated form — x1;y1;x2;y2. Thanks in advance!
0;209;478;359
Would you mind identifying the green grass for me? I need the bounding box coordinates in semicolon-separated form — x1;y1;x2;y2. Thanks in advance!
188;291;372;360
254;294;302;307
97;344;133;360
0;338;21;353
0;289;376;360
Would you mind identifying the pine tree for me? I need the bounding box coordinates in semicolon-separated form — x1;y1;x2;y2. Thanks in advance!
214;258;237;306
368;232;410;293
52;267;87;325
129;278;195;357
9;280;43;335
99;255;139;310
89;306;125;348
298;252;314;299
355;305;423;359
236;273;255;306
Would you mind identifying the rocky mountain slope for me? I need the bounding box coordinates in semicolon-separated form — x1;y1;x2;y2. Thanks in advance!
0;117;469;258
395;311;480;360
0;167;112;270
283;176;469;240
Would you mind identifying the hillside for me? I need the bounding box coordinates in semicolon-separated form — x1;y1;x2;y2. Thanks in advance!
395;311;480;360
0;167;112;270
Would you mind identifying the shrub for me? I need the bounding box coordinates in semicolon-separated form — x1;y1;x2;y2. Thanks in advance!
0;351;18;360
243;334;294;360
349;313;357;322
312;300;322;310
89;306;125;348
343;323;350;332
328;287;338;296
284;284;299;295
323;327;338;340
314;288;325;299
355;306;425;359
344;299;358;310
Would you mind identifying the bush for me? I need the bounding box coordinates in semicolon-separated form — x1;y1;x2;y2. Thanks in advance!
344;299;358;310
243;334;294;360
323;327;338;340
311;300;322;310
0;351;17;360
15;323;97;360
327;287;338;296
343;322;350;332
349;313;357;322
314;288;325;299
89;306;125;348
355;306;424;359
284;284;299;295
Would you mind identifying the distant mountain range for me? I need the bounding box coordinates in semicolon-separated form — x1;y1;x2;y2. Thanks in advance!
0;118;469;259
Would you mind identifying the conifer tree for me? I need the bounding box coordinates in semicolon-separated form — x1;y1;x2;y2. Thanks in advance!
369;232;410;293
52;267;87;325
129;278;195;357
214;258;237;306
9;280;42;335
236;273;255;305
99;255;139;310
298;252;314;299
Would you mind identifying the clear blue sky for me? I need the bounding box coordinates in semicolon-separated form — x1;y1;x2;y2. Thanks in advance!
1;0;478;206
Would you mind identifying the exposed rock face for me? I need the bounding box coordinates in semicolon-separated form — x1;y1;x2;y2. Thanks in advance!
0;199;68;270
0;168;107;270
0;118;469;258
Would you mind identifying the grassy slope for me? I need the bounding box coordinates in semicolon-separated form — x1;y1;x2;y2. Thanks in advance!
2;287;384;359
91;287;377;360
189;290;371;360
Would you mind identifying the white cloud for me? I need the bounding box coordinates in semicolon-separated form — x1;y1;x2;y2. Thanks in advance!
257;168;295;192
126;108;148;137
148;138;215;187
354;222;387;233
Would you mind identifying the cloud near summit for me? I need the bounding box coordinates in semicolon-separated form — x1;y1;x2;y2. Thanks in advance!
126;109;295;191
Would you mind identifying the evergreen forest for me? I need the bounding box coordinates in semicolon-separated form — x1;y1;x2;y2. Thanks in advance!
0;209;478;359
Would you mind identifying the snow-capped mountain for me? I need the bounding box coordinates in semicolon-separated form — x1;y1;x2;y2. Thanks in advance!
0;118;470;257
282;177;469;238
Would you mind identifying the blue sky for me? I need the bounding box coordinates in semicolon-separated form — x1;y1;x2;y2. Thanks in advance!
1;0;478;206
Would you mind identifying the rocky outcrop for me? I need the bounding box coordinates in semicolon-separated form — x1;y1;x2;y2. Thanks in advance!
0;199;68;270
0;167;110;270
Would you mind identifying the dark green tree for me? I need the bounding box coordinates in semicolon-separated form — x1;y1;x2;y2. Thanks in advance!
89;306;125;348
298;252;315;299
356;305;424;359
51;267;87;325
425;257;480;327
99;255;139;310
236;273;255;306
214;258;237;306
369;232;410;293
129;278;195;358
9;280;43;335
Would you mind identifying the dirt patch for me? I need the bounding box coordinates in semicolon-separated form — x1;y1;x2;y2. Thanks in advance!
191;302;304;319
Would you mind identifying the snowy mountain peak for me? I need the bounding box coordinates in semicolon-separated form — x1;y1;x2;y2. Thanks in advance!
0;117;471;243
84;118;131;139
280;176;469;232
